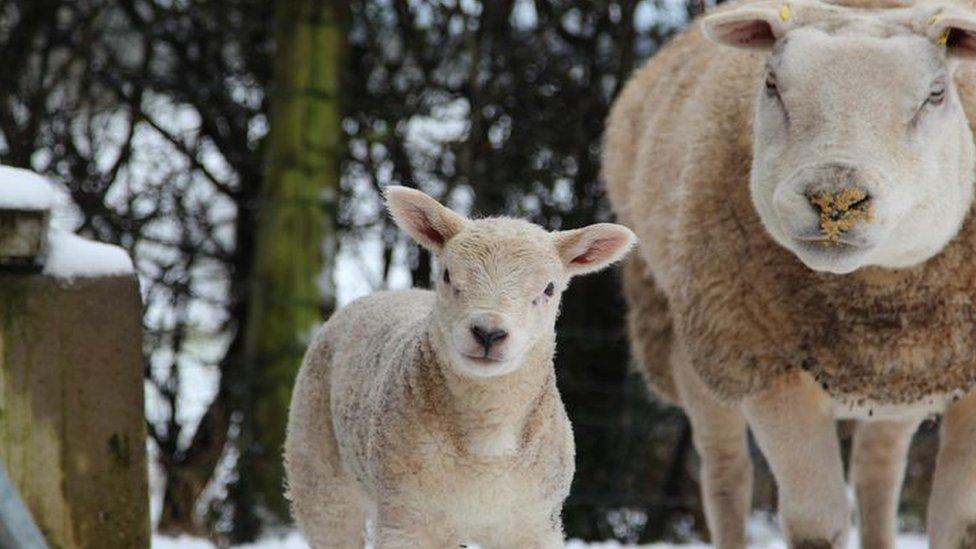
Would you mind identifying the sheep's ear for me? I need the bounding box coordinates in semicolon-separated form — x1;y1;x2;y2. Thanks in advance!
554;223;637;277
926;7;976;59
702;3;794;50
385;186;467;252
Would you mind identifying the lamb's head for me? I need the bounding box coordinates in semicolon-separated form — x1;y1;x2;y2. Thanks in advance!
703;0;976;274
386;186;636;378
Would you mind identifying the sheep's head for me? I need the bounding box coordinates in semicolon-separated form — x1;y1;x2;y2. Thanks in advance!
386;186;636;378
703;0;976;274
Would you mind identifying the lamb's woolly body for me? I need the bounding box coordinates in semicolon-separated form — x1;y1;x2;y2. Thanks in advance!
285;289;574;547
285;187;631;547
604;0;976;406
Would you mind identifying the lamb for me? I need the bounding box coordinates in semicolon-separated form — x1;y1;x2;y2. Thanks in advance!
603;0;976;547
283;186;636;549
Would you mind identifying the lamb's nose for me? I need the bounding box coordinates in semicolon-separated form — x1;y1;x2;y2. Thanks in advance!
470;325;508;351
806;186;873;241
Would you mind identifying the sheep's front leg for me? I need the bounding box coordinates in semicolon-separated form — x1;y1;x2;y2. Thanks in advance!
851;418;919;549
928;389;976;549
743;373;849;549
674;357;752;549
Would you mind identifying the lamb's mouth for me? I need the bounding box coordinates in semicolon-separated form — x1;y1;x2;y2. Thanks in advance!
461;353;505;365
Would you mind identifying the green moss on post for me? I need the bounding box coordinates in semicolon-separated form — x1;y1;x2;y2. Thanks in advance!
0;274;149;549
235;0;345;533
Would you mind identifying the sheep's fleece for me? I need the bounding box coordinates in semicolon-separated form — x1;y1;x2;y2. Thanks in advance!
605;0;976;405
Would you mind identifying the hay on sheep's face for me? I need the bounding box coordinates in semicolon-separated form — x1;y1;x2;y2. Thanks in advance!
808;187;874;243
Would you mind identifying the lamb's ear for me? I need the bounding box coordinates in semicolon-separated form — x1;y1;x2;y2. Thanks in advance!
927;7;976;59
702;3;794;50
385;186;467;252
554;223;637;277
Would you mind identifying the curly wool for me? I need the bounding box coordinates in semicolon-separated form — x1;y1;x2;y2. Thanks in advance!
603;0;976;405
284;289;574;545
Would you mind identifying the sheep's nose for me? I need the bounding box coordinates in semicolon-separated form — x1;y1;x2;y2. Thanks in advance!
807;186;871;216
806;186;873;241
470;325;508;351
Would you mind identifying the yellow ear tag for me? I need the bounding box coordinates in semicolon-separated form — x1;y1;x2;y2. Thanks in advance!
779;4;792;21
938;27;951;45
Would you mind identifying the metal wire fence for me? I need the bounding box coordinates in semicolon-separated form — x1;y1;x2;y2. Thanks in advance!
0;459;47;549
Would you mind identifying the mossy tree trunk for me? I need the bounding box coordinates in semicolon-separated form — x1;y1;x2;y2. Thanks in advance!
232;0;345;539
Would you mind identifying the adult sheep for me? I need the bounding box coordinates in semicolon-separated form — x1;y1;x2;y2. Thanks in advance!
604;0;976;547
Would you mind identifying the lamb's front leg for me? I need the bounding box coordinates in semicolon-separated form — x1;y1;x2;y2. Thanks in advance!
374;506;457;549
742;373;850;549
505;529;564;549
928;388;976;549
504;517;564;549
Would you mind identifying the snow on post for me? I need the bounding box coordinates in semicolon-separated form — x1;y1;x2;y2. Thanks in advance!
43;230;134;278
0;166;134;277
0;165;148;548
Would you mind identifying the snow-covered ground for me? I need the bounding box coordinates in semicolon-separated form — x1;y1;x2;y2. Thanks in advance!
152;518;928;548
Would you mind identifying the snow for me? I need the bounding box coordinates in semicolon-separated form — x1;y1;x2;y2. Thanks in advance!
42;229;135;279
0;166;55;211
152;532;307;549
151;522;929;549
0;165;134;278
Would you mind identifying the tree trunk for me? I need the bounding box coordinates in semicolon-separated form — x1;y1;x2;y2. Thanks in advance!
232;0;345;540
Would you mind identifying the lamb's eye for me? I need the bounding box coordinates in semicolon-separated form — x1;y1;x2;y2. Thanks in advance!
544;282;555;297
443;269;451;284
765;74;779;97
929;83;946;106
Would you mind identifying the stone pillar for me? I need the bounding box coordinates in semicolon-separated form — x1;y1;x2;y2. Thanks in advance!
0;206;149;548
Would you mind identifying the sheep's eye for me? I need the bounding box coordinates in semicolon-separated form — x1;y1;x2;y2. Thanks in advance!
443;269;451;284
544;282;555;297
929;83;946;106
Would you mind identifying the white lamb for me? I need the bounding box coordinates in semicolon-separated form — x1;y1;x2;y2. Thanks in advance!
283;186;636;549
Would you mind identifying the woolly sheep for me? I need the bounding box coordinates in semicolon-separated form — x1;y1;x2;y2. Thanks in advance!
283;186;636;548
603;0;976;547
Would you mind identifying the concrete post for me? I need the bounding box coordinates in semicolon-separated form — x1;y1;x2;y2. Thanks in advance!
0;205;149;548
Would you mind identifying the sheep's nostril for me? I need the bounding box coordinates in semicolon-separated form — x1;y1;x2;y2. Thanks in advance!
807;187;871;215
470;326;508;350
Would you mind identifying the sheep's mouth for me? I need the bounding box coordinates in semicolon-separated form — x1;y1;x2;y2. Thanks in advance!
794;235;866;248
